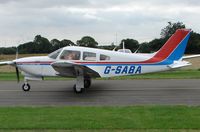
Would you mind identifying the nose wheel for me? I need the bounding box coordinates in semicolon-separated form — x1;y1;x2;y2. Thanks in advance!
22;83;31;91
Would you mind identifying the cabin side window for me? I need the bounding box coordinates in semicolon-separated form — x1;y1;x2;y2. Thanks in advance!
60;50;80;60
100;54;110;61
83;52;96;61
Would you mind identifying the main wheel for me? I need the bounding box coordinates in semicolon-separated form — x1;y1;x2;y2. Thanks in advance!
22;83;31;91
84;79;91;88
73;85;83;93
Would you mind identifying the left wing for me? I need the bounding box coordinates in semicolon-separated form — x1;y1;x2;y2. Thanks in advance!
182;55;200;59
51;61;100;78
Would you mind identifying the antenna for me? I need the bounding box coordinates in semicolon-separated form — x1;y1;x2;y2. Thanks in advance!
134;44;142;53
123;41;125;52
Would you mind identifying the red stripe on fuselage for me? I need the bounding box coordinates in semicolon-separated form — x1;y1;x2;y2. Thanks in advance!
17;61;54;65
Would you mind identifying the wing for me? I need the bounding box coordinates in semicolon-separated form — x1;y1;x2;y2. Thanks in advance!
0;61;14;66
51;61;100;78
182;55;200;59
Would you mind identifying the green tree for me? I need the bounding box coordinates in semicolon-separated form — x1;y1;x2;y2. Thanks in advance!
77;36;98;48
138;42;151;53
34;35;52;53
139;22;186;53
18;42;36;54
51;39;75;51
186;31;200;54
160;22;186;38
0;47;16;54
61;39;75;47
119;39;139;53
50;39;61;51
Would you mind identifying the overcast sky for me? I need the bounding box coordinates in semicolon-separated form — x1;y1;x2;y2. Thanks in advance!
0;0;200;47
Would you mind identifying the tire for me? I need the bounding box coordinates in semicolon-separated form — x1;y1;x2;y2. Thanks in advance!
84;79;91;88
22;83;31;91
73;85;83;93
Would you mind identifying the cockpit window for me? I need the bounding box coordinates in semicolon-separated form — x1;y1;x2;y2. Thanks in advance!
60;50;80;60
48;48;62;59
83;52;96;61
100;54;110;61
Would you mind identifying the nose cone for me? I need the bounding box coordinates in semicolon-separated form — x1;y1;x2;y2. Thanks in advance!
15;56;49;63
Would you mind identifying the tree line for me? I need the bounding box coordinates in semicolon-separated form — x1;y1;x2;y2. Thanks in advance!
0;22;200;54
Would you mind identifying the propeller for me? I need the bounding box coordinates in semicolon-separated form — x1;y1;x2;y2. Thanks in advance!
15;66;20;83
15;46;20;83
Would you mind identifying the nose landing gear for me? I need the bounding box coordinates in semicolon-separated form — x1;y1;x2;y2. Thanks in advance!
22;79;31;91
22;83;31;91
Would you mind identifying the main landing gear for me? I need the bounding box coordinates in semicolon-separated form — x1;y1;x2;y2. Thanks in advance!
73;77;91;93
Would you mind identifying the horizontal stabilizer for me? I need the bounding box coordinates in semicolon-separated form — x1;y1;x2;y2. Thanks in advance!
168;61;191;69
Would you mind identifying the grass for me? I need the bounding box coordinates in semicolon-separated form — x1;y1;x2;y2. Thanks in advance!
0;106;200;130
0;70;200;81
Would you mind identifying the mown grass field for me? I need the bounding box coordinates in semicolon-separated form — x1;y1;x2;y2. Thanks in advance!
0;54;200;131
0;106;199;131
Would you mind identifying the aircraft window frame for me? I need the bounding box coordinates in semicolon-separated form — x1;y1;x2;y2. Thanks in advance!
48;48;63;59
100;54;110;61
83;52;96;61
60;50;81;60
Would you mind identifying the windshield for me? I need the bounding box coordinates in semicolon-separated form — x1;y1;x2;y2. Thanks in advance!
48;48;63;59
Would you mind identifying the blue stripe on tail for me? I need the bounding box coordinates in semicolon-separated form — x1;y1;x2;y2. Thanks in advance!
167;32;191;61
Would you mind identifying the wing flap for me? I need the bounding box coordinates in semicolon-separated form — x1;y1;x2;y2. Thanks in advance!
51;61;100;78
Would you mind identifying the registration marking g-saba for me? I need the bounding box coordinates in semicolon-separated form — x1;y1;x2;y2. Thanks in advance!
104;65;142;74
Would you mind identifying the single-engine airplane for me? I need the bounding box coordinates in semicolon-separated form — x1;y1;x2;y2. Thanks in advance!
0;29;199;93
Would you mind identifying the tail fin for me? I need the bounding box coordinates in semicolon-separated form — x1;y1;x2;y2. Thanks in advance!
155;29;191;61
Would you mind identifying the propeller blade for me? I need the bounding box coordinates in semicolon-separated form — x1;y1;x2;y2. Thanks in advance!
16;46;18;59
15;67;20;83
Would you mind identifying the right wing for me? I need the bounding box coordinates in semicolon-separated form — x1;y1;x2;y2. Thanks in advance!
51;60;100;78
182;55;200;59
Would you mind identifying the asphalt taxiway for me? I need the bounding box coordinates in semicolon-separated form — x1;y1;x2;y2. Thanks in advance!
0;79;200;106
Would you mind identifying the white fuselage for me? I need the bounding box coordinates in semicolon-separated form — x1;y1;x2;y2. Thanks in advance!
15;46;171;78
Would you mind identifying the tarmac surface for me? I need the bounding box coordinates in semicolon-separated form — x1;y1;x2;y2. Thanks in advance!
0;79;200;106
